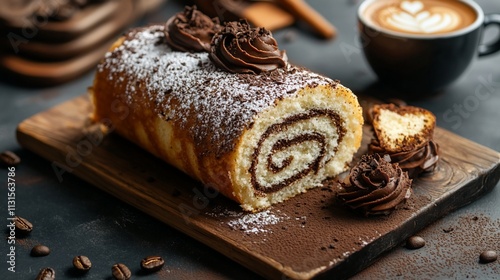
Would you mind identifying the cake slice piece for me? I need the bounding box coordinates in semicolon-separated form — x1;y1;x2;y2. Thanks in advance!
369;104;439;178
371;104;436;153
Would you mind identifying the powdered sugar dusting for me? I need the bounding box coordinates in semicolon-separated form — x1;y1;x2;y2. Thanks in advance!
227;210;288;234
207;206;289;234
98;25;336;157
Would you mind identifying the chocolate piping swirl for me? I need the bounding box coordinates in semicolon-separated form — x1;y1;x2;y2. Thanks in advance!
250;109;345;194
209;20;287;74
337;154;412;216
370;139;439;178
165;6;221;52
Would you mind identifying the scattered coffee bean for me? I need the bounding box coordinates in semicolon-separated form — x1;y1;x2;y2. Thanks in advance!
36;267;55;280
112;263;131;280
14;216;33;234
406;236;425;249
73;255;92;271
31;245;50;257
140;255;165;272
479;250;498;264
0;150;21;167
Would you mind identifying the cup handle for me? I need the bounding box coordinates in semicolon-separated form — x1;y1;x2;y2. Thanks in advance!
478;14;500;57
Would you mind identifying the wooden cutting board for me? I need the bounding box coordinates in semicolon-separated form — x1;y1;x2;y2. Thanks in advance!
16;95;500;279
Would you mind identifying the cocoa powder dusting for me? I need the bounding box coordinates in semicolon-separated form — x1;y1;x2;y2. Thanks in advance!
355;214;500;279
200;179;430;274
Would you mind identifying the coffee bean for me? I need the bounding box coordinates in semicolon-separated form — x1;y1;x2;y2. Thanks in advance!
35;267;55;280
112;263;131;280
406;236;425;249
140;256;165;272
0;150;21;167
31;245;50;257
14;216;33;234
73;255;92;271
479;250;498;264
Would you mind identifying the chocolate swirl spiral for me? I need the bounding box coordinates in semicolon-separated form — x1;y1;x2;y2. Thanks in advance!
165;6;221;52
250;109;345;194
337;154;412;216
209;20;287;74
370;140;439;178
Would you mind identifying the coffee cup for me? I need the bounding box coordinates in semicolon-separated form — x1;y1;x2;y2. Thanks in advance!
358;0;500;95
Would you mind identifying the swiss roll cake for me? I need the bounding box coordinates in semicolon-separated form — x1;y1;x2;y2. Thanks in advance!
90;7;363;211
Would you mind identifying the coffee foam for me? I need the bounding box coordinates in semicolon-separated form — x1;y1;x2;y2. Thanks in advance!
363;0;477;35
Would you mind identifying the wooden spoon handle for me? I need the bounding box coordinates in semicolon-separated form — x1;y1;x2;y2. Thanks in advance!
277;0;337;39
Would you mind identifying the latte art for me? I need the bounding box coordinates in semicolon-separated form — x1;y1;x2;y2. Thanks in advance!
383;1;461;34
363;0;477;35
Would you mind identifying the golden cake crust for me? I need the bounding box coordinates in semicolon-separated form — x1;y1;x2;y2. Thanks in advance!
91;24;363;211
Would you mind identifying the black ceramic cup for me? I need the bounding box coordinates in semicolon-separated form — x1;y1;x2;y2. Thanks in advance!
358;0;500;95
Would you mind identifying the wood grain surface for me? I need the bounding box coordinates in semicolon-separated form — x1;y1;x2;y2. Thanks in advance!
16;95;500;279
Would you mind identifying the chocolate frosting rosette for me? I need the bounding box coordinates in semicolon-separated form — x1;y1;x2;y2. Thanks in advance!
337;154;412;216
370;139;439;178
165;5;221;52
209;19;287;74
